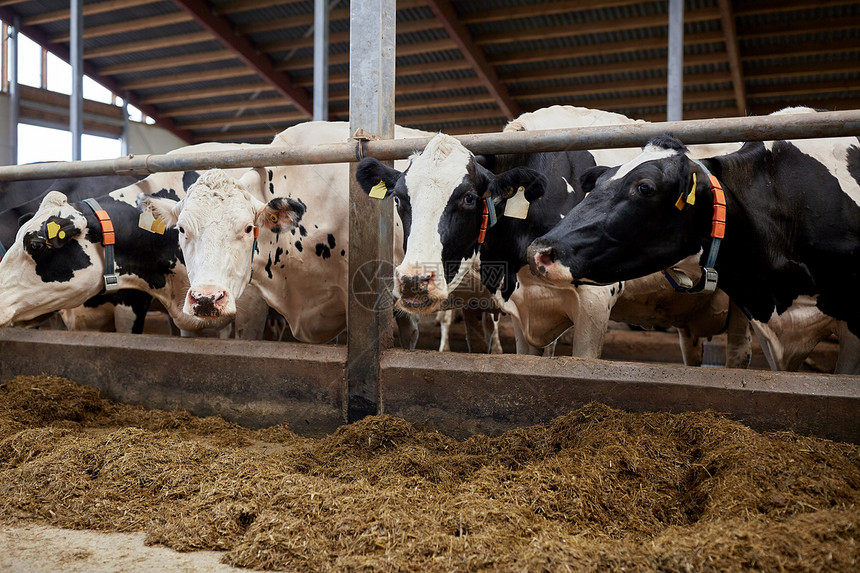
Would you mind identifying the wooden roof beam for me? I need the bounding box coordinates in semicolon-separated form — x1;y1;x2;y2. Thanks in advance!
51;12;192;43
171;0;313;117
424;0;520;119
99;49;236;75
139;82;272;105
24;0;152;26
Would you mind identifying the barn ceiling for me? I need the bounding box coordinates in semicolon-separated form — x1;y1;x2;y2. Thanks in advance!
1;0;858;145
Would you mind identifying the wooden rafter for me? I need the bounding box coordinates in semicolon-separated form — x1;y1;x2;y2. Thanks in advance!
171;0;313;117
51;12;192;43
424;0;520;119
99;49;236;75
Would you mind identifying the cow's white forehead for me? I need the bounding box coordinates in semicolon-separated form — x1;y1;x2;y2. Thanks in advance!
179;171;254;231
609;144;680;182
403;133;472;200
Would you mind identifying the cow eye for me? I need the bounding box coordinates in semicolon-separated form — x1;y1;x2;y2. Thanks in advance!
637;182;655;196
393;196;400;207
24;236;46;257
463;193;478;205
245;225;254;234
178;226;185;234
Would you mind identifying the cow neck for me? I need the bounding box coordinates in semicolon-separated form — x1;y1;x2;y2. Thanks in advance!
81;198;120;294
661;157;726;294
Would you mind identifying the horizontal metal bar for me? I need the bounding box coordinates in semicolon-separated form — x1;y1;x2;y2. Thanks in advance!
1;109;858;182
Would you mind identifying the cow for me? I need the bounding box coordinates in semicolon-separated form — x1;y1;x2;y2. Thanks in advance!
0;142;272;336
0;174;154;332
528;110;860;374
138;121;450;347
354;106;751;366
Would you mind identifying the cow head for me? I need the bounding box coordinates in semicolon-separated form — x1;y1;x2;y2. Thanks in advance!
355;133;546;314
139;169;305;322
0;191;107;326
528;135;709;286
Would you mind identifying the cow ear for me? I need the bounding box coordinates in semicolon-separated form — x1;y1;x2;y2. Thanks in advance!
355;158;401;199
258;197;306;232
137;193;181;227
41;215;82;248
580;165;610;195
488;167;548;203
474;154;496;172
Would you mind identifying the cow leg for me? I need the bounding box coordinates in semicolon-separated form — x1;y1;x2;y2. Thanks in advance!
60;305;116;332
835;322;860;375
678;329;703;366
568;288;612;359
463;307;490;353
395;311;420;350
724;301;752;369
512;321;542;355
486;312;503;354
437;310;453;352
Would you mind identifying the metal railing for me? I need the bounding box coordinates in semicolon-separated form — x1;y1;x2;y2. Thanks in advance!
0;109;858;183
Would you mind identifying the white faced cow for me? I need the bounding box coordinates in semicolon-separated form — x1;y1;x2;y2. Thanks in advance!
355;106;751;366
0;142;269;335
140;121;440;346
529;109;860;374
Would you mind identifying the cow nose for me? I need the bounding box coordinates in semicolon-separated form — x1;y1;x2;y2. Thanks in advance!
188;289;228;317
399;273;434;297
527;242;557;277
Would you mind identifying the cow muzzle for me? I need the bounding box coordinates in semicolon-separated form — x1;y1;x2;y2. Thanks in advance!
186;286;232;318
395;266;446;314
527;241;574;284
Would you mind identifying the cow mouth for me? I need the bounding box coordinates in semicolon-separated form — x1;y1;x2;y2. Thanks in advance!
398;296;439;313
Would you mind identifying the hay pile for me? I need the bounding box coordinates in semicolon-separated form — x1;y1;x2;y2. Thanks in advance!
1;374;857;572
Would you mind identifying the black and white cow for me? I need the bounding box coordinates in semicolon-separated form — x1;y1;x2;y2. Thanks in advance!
355;106;750;364
0;174;154;332
0;142;271;335
528;108;860;374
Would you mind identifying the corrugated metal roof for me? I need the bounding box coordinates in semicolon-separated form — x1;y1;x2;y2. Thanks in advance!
0;0;855;144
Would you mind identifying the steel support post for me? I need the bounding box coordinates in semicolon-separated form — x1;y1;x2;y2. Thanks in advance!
8;16;19;165
313;0;329;121
121;91;130;156
70;0;84;161
346;0;396;422
667;0;684;121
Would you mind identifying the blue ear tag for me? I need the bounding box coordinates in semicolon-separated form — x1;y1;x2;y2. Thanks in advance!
484;197;498;227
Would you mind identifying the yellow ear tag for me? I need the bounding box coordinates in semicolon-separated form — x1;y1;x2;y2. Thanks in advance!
46;221;61;239
369;180;388;199
503;186;530;219
138;210;166;235
687;172;697;206
151;216;166;235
